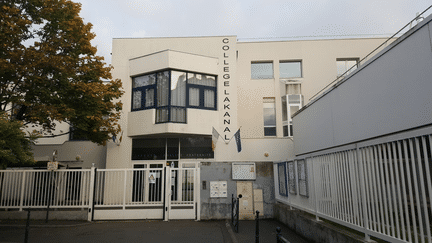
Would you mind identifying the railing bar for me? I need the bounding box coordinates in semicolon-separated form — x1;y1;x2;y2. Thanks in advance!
378;145;390;235
417;137;430;243
364;148;374;231
383;143;395;236
348;151;359;226
373;145;384;234
354;150;364;227
338;152;347;222
397;140;411;242
365;147;376;232
326;155;332;217
341;152;350;222
346;151;355;225
404;139;418;243
387;142;399;238
368;147;379;232
333;153;340;220
392;141;405;240
410;138;424;243
425;135;432;243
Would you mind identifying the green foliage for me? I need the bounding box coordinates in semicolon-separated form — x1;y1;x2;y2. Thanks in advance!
0;0;124;145
0;112;39;169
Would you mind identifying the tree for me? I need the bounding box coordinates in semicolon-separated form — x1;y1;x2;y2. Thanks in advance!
0;112;39;169
0;0;123;146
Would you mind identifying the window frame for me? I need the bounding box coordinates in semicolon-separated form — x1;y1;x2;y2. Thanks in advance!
336;58;359;77
131;69;217;124
251;61;274;79
263;97;276;137
279;60;302;79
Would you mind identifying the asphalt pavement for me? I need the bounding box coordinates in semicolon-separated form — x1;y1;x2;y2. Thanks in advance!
0;218;310;243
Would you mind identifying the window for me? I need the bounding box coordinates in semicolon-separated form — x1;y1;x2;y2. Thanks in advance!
251;62;273;79
282;94;303;137
297;160;308;197
287;161;296;194
263;98;276;136
278;162;288;197
187;73;216;109
132;70;217;124
336;58;359;77
132;137;213;160
132;74;156;110
280;61;302;78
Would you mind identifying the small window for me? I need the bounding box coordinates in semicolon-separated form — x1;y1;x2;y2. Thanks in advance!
278;162;288;197
336;58;359;77
287;161;297;194
281;94;303;137
280;61;302;78
251;62;273;79
297;160;308;197
263;98;276;136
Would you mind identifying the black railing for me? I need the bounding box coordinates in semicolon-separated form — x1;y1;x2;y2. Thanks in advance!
231;194;239;233
276;227;291;243
255;210;260;243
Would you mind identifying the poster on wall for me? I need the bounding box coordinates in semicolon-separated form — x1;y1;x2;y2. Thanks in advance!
232;163;256;180
210;181;227;198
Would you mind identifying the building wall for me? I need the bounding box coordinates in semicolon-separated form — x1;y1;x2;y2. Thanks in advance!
106;35;391;219
32;141;107;169
293;14;432;155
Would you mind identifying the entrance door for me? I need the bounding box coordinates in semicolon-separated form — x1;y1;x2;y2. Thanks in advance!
166;162;198;220
91;162;198;221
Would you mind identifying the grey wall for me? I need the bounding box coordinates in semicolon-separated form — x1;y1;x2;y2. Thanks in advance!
200;162;274;219
294;15;432;155
32;141;107;169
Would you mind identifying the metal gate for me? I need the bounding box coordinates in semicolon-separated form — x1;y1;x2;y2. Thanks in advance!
90;167;198;221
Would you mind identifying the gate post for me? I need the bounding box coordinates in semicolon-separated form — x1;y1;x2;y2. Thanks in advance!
88;165;96;222
164;166;171;221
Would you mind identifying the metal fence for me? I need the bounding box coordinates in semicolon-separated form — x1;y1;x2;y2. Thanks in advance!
276;127;432;243
0;169;91;210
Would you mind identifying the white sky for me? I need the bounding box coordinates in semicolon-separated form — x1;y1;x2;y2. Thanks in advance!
75;0;431;65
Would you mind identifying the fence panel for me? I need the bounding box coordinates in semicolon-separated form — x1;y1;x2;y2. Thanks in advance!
276;130;432;243
0;169;91;210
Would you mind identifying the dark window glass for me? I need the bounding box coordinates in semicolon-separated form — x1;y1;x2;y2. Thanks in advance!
180;137;214;159
264;127;277;136
167;138;179;159
132;138;165;160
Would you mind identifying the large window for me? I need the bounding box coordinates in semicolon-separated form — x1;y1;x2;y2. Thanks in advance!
280;61;302;78
132;70;217;124
132;137;214;160
251;62;273;79
282;94;303;137
263;98;276;136
336;58;359;77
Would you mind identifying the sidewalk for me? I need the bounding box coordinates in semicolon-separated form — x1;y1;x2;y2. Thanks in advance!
0;218;310;243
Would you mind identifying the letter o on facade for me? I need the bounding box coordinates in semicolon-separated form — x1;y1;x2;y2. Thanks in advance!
222;45;229;51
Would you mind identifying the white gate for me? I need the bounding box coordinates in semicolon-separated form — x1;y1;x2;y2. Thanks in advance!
90;167;198;221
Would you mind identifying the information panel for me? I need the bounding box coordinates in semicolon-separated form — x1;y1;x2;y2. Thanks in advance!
232;163;256;180
210;181;227;198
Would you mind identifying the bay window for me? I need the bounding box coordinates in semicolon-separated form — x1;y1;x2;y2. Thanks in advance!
132;70;217;124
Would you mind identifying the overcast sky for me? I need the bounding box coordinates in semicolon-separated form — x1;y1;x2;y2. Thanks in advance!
75;0;431;65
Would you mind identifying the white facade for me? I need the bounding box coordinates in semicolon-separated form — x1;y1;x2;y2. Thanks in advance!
28;35;389;219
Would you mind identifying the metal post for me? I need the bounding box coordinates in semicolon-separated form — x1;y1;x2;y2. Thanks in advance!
45;171;53;223
24;208;31;243
255;210;260;243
